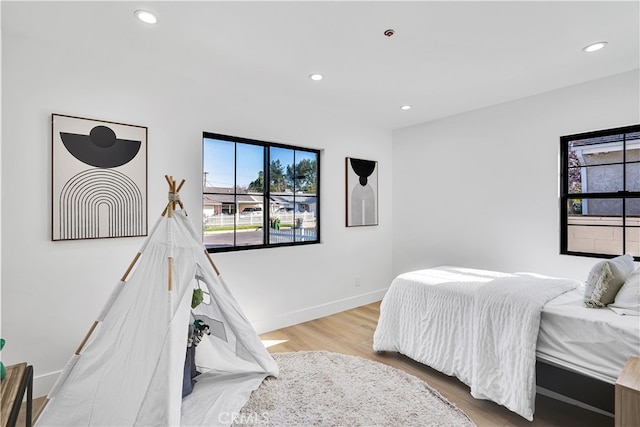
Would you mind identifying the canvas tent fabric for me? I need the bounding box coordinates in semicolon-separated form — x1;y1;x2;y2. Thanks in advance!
36;204;278;426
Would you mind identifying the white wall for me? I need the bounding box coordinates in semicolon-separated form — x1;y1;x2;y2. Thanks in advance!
392;70;640;281
1;32;393;396
4;1;638;400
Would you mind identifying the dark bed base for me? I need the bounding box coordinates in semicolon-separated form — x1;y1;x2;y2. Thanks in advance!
377;351;615;414
536;360;614;414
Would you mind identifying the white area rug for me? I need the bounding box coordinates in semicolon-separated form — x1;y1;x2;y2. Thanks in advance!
233;351;475;426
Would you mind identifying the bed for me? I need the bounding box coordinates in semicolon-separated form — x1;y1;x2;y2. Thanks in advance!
372;263;640;421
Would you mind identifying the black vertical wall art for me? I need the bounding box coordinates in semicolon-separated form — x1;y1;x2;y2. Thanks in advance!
52;114;148;240
346;157;378;227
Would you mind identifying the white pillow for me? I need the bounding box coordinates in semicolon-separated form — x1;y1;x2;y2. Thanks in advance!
609;267;640;316
584;254;635;307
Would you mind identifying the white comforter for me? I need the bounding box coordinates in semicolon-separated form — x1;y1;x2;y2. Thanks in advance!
373;267;579;421
470;273;579;420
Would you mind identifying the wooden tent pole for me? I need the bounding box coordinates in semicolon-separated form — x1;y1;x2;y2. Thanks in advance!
175;179;186;211
164;174;174;189
75;321;98;355
161;201;171;217
175;179;186;194
166;175;175;219
76;247;143;355
204;250;221;276
168;258;174;291
75;175;187;355
165;175;179;290
120;252;142;282
161;177;186;216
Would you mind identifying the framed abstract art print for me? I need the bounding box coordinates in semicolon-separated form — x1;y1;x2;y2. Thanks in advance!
51;114;148;240
346;157;378;227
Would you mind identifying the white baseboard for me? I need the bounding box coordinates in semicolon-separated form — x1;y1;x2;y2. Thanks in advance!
33;369;60;399
251;288;387;334
33;290;387;398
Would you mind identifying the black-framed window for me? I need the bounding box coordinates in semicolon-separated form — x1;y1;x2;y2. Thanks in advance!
203;132;320;252
560;124;640;260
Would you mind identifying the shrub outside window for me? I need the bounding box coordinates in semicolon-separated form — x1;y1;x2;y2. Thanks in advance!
203;132;320;252
560;125;640;260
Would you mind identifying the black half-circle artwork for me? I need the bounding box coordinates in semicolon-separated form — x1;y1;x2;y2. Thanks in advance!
350;158;376;186
60;125;141;168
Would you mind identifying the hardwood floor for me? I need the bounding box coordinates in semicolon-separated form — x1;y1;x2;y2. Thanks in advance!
260;301;613;427
22;301;613;426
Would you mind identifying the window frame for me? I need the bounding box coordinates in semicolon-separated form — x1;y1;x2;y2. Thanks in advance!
203;132;320;253
559;124;640;260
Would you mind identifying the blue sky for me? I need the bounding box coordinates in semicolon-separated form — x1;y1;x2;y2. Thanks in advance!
203;137;316;188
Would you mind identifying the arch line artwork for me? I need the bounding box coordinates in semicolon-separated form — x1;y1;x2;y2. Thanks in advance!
59;169;145;240
51;114;148;241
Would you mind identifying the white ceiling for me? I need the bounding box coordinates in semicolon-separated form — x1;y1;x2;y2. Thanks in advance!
3;1;639;131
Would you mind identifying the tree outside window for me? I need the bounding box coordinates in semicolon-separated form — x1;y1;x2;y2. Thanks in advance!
203;133;320;252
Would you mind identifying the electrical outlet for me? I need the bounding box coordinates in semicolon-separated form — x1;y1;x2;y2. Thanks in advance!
354;276;361;287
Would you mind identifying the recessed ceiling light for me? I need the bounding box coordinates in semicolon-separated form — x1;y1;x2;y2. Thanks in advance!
583;41;607;53
400;105;412;110
309;73;324;81
135;10;157;24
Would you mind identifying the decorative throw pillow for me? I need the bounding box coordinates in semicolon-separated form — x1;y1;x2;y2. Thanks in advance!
584;254;635;304
585;262;615;308
609;267;640;316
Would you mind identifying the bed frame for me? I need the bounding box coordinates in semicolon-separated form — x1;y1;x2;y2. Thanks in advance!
536;360;614;414
374;266;626;417
378;351;615;414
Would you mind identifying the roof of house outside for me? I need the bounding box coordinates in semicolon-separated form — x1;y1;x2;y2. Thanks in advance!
203;193;261;204
571;131;640;147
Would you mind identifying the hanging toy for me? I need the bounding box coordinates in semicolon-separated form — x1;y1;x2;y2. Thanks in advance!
191;320;210;346
191;289;204;309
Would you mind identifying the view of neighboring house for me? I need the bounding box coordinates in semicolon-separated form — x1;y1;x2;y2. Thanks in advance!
203;187;317;219
569;132;640;216
567;131;640;256
202;187;263;216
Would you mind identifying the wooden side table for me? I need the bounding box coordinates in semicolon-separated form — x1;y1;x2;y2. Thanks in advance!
616;356;640;427
0;363;33;427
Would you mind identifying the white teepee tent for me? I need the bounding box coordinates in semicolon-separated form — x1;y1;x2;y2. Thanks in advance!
37;177;278;427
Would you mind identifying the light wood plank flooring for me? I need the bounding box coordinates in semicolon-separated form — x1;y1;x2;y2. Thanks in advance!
260;301;612;427
21;301;612;426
